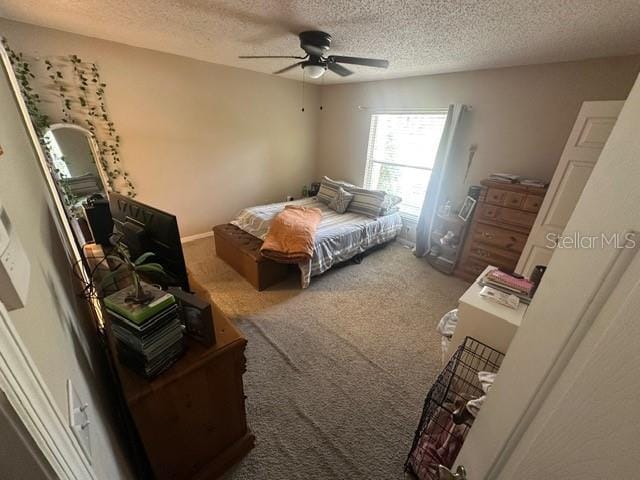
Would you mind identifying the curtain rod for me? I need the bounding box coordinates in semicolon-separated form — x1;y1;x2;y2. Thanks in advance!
356;105;472;112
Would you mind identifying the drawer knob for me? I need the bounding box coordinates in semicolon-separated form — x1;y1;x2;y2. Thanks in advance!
482;232;494;239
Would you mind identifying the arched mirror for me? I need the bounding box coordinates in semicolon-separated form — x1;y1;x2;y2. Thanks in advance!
43;123;110;247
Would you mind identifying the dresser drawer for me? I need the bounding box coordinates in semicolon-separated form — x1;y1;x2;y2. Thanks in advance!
472;224;528;252
468;241;520;264
486;188;507;206
477;204;537;229
504;191;525;209
522;195;544;212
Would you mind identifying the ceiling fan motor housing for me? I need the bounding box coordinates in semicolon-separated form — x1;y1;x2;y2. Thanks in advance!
299;31;332;57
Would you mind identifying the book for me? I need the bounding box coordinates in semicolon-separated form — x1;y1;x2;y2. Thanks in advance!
104;283;175;325
519;178;548;188
488;173;520;183
479;286;520;309
478;280;532;304
109;304;179;335
485;269;534;296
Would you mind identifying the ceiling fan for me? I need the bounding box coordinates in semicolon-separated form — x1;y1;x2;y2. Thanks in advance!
239;31;389;79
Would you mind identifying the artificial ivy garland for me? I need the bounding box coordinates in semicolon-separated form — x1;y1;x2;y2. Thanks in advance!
2;38;135;201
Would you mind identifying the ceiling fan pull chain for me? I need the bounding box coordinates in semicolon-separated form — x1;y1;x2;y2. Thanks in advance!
301;68;305;112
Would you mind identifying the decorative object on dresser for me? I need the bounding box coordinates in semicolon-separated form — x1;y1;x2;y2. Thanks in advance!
455;178;547;282
168;286;215;347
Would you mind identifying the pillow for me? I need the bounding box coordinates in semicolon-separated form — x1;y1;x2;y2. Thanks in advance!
328;187;354;214
345;186;387;217
380;205;400;216
380;193;402;216
381;193;402;210
316;176;353;204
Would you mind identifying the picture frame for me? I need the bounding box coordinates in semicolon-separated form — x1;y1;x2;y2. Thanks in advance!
168;287;215;347
458;196;477;222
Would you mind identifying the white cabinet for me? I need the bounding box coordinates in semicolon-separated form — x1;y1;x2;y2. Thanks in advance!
449;266;528;355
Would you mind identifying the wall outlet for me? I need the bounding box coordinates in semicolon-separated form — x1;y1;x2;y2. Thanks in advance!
67;380;91;462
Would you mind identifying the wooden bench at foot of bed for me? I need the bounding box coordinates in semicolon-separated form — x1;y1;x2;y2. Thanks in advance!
213;224;291;291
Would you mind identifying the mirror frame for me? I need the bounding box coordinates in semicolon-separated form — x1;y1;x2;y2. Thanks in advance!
0;43;100;478
0;44;104;324
46;122;111;194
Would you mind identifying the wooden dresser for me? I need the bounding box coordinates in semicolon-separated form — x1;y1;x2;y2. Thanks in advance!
455;180;547;282
106;294;254;480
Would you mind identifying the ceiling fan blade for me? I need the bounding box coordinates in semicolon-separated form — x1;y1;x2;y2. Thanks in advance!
239;55;307;59
327;62;354;77
273;61;305;74
328;56;389;68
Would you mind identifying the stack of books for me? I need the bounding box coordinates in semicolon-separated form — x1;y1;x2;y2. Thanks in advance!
488;173;520;184
519;177;548;188
487;173;548;188
105;283;185;379
479;268;535;304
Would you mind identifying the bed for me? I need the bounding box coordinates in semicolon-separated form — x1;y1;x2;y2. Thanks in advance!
229;197;403;288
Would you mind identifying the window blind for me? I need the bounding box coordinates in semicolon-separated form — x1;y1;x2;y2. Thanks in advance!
364;111;448;219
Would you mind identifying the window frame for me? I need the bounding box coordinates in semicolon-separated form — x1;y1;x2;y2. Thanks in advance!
363;109;449;222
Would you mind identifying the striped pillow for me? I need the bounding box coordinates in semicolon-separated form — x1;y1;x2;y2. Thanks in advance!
317;176;353;204
346;186;387;217
328;187;354;214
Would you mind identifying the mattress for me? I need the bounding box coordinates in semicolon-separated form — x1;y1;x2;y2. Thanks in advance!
230;197;403;287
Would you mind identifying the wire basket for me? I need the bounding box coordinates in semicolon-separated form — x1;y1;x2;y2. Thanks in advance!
405;337;505;479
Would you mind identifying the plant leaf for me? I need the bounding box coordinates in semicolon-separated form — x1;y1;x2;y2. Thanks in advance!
99;269;121;288
106;255;125;265
135;264;166;275
134;251;156;265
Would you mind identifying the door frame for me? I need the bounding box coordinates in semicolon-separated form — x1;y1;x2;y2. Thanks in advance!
0;44;97;480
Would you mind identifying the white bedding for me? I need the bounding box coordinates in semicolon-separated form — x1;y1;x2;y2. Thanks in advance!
230;198;403;287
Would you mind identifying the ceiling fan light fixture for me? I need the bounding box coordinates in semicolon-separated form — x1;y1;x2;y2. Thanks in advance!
304;64;326;79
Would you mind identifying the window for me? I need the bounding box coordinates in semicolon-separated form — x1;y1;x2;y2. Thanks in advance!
43;130;71;178
364;111;448;219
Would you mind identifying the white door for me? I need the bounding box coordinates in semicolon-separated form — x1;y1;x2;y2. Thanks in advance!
455;76;639;479
515;101;623;277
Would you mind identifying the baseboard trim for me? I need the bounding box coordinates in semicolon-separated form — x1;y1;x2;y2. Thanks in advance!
181;231;214;244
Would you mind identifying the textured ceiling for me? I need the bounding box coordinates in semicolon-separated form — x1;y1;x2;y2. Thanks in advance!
1;0;640;84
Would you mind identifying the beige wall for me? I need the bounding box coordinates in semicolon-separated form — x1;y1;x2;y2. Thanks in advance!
316;56;640;210
3;18;638;234
0;18;320;237
0;61;131;477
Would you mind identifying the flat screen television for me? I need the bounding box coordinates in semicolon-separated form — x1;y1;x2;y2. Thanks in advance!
108;192;190;292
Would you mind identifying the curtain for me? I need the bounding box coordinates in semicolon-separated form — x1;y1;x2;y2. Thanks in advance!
414;104;467;257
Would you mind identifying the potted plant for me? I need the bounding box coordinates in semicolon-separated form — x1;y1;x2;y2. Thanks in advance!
100;239;166;304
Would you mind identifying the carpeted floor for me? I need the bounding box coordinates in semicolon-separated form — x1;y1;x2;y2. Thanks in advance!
183;237;469;480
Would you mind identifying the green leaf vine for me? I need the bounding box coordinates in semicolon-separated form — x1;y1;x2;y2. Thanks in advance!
1;37;135;199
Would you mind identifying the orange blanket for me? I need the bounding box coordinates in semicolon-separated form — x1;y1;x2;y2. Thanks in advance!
260;205;322;263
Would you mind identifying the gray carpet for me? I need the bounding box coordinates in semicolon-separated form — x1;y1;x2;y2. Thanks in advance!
183;237;468;480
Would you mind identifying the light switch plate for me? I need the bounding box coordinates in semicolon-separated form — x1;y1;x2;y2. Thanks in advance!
67;379;91;462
